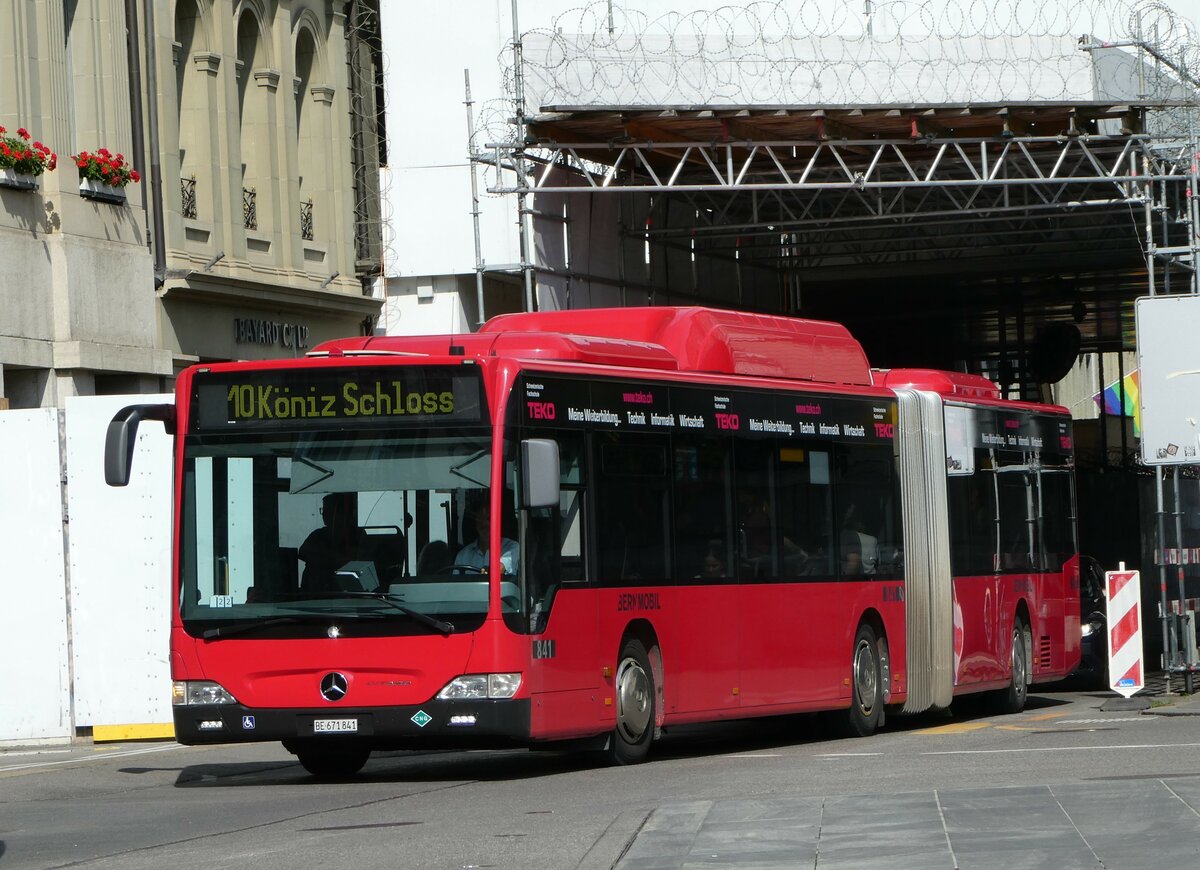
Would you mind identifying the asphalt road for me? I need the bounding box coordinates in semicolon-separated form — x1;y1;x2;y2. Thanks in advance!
3;687;1199;870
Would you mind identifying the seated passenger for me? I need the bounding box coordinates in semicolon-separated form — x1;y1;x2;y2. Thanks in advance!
698;540;728;579
840;505;879;575
299;493;369;592
456;499;519;575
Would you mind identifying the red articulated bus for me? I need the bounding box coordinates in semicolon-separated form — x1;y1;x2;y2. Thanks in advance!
105;307;1080;778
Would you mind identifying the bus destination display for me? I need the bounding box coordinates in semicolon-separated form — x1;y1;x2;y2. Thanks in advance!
191;366;484;430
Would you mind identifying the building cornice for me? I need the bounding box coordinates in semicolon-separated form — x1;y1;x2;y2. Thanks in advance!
159;272;382;318
52;341;175;377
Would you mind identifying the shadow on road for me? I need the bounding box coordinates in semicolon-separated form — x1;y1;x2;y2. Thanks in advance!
156;690;1080;788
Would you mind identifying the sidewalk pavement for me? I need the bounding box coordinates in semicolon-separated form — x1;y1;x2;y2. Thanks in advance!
1138;669;1200;716
616;676;1200;870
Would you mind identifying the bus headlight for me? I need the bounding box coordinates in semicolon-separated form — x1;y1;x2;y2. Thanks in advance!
436;673;522;700
173;680;238;706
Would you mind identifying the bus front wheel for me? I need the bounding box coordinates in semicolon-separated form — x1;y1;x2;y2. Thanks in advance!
605;638;656;765
846;623;884;737
288;740;371;780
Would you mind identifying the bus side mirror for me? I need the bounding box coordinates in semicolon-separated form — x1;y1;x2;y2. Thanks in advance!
520;438;560;509
105;403;176;486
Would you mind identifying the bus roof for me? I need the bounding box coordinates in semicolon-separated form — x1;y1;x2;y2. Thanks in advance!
876;368;1002;400
317;307;874;386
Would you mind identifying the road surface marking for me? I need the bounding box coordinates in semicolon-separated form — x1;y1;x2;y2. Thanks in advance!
915;722;992;735
0;743;181;773
723;753;784;758
922;742;1200;756
1058;717;1149;724
1025;712;1069;722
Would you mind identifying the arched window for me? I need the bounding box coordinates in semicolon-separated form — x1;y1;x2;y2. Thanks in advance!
294;25;320;241
174;0;210;220
236;8;270;232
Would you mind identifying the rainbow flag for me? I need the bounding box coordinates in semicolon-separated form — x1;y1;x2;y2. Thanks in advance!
1093;369;1141;436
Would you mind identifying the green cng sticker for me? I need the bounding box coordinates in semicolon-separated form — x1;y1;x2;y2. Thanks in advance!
411;710;432;728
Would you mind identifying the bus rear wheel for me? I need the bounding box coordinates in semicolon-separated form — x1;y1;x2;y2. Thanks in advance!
288;740;371;780
991;620;1029;715
846;623;884;737
605;638;656;765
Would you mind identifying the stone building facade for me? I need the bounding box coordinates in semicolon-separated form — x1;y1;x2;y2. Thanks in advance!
0;0;383;409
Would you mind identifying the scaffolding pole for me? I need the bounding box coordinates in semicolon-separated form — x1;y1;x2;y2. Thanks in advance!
510;0;534;313
465;70;486;328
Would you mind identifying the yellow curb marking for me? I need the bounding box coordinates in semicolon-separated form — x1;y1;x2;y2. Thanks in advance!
1024;711;1069;722
92;723;175;743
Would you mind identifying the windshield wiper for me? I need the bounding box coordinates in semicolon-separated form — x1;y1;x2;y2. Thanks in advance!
310;590;456;636
200;614;317;640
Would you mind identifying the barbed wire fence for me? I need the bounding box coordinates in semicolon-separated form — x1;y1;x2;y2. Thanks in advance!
473;0;1200;167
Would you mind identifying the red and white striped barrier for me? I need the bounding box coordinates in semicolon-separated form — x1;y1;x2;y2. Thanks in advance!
1106;568;1144;698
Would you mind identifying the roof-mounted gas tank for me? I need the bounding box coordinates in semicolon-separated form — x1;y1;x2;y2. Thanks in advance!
479;306;873;386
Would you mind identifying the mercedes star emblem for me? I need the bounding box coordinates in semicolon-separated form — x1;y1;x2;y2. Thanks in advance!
327;625;341;639
320;672;349;702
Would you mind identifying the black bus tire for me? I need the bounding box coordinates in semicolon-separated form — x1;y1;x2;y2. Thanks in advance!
846;623;884;737
605;638;656;765
993;620;1029;715
290;741;371;780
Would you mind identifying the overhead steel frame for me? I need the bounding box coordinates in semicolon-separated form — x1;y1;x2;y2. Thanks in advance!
493;134;1160;196
483;125;1194;309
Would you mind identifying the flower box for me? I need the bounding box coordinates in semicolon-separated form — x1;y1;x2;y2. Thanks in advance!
1;125;56;184
79;177;127;204
0;167;37;190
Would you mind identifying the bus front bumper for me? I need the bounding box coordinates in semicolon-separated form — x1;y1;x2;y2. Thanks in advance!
173;698;532;748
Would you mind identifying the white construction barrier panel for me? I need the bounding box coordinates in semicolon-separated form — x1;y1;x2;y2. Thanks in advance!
1105;568;1144;698
0;409;72;744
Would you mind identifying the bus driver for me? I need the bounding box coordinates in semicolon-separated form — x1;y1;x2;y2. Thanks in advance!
298;492;370;591
456;498;519;575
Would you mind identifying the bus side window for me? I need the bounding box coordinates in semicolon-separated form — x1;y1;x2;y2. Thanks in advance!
734;439;776;580
1038;468;1076;572
832;444;900;580
998;467;1036;571
594;432;671;584
948;463;998;576
673;435;733;582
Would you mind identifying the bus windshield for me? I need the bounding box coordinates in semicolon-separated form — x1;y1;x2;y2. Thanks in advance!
179;427;511;636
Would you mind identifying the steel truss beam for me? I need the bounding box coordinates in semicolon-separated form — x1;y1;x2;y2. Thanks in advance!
488;135;1181;197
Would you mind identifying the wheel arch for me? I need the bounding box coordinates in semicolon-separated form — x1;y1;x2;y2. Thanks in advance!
619;618;664;729
859;606;887;644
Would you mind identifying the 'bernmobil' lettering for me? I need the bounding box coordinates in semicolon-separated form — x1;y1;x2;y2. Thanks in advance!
617;592;662;612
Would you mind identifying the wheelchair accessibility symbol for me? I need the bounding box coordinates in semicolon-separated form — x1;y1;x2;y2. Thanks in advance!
242;715;255;730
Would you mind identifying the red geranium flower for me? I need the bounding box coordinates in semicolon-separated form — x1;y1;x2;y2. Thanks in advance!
0;124;56;176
